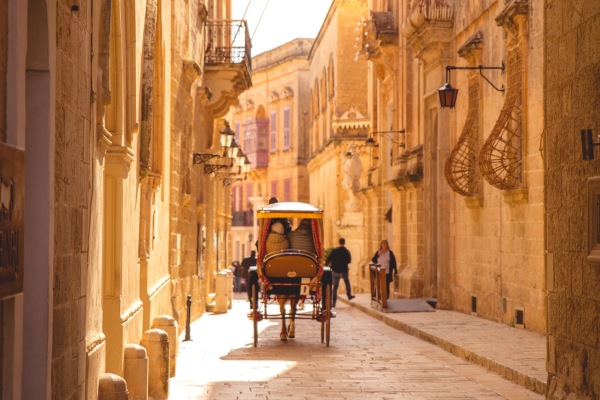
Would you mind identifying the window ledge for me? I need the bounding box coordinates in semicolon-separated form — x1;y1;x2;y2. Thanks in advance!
502;187;528;206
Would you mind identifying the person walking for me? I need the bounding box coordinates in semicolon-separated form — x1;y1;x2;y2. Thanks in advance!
371;239;397;299
232;261;241;292
326;238;355;307
242;250;257;304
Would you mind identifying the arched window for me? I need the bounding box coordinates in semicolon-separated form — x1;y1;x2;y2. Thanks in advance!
328;55;334;98
321;68;327;109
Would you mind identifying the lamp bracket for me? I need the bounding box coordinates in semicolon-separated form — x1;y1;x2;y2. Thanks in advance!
446;63;506;93
371;130;406;149
204;163;229;174
193;153;220;165
581;129;600;160
223;177;243;187
214;172;237;181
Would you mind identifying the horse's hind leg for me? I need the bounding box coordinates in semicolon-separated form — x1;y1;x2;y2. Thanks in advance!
288;298;298;339
278;298;288;341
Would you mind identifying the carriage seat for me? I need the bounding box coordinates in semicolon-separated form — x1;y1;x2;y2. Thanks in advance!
264;250;318;278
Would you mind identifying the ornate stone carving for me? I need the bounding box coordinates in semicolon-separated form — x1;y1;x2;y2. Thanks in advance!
457;30;484;65
341;145;363;213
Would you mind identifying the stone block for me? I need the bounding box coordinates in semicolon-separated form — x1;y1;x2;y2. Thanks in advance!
151;316;178;377
140;329;169;400
214;272;228;314
123;344;148;400
98;373;129;400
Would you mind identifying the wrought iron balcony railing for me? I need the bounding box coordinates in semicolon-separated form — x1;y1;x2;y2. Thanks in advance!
205;20;252;71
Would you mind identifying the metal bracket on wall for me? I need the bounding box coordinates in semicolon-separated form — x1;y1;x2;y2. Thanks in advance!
581;129;600;160
193;153;220;165
204;163;229;174
223;177;243;186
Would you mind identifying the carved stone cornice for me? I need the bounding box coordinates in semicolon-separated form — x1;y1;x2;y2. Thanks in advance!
392;144;424;184
407;21;454;65
495;0;528;40
199;2;208;21
197;86;213;104
183;60;202;82
458;30;484;66
282;86;294;98
269;90;280;102
105;145;135;170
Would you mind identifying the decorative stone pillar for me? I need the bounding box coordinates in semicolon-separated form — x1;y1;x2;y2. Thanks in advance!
140;329;169;399
214;271;228;313
123;344;148;400
225;269;233;310
151;315;178;377
98;373;129;400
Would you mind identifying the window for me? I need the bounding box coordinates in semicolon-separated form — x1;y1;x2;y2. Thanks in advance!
284;179;291;202
232;187;237;212
271;181;277;198
270;111;277;153
234;121;240;142
246;183;252;204
283;108;290;150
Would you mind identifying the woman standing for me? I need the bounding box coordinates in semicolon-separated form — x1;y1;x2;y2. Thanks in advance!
371;239;397;299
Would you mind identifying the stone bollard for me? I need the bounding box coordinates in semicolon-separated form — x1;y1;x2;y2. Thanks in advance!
214;271;228;313
225;269;233;310
140;329;169;400
98;373;129;400
123;344;148;400
152;315;179;378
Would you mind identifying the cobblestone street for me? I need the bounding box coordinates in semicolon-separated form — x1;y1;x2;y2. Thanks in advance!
171;297;543;400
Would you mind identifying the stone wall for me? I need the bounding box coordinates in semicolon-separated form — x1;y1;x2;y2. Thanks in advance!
52;0;91;397
446;0;546;333
0;0;7;143
545;0;600;398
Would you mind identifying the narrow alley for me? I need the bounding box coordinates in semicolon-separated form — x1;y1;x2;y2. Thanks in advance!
170;296;542;400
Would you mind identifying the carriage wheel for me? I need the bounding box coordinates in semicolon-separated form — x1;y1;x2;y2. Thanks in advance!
325;284;331;347
252;284;258;347
321;318;325;343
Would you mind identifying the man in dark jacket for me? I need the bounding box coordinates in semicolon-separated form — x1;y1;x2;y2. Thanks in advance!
242;251;257;302
326;238;355;307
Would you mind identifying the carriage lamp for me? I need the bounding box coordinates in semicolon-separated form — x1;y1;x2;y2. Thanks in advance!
345;150;354;159
439;64;505;109
219;123;235;147
227;139;239;159
365;137;377;148
236;150;246;167
438;83;459;109
243;157;251;174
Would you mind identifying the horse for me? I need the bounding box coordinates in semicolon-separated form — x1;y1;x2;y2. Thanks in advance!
277;295;300;341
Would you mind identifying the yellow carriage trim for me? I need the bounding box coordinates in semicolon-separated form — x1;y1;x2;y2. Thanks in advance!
257;212;323;219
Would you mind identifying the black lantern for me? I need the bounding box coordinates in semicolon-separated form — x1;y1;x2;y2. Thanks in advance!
365;137;377;147
438;83;459;109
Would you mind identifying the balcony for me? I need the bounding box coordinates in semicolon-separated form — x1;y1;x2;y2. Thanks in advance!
202;20;253;118
359;12;398;60
232;210;254;227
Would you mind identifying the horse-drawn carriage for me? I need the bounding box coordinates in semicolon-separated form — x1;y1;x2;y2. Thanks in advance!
247;202;334;347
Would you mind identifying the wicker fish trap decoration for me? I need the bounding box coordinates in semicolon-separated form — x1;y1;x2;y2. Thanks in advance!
478;47;523;190
445;78;480;197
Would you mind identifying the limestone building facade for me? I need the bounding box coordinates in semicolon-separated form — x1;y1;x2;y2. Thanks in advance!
230;38;314;255
544;1;600;399
306;0;371;287
0;0;249;398
334;0;547;334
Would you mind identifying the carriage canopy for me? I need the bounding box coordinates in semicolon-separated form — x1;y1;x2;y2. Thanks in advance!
256;202;324;266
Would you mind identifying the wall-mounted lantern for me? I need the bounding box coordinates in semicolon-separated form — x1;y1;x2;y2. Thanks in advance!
439;64;505;109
